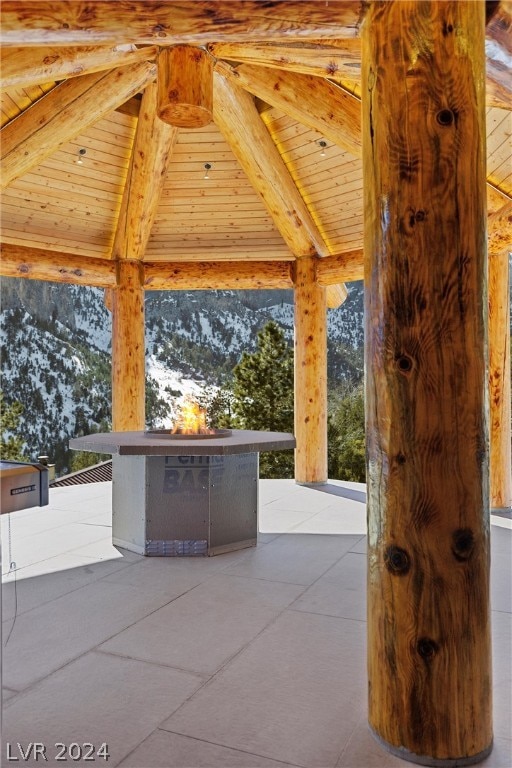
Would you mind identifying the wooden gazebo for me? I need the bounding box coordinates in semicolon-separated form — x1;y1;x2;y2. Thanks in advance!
1;2;510;765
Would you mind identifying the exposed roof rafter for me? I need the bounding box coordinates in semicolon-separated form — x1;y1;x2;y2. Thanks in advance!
111;82;178;262
0;44;158;90
0;60;156;189
213;67;328;259
0;1;366;46
216;61;362;158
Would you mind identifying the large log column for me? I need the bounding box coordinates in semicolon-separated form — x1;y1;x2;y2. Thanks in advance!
294;256;328;484
112;261;145;431
489;203;512;509
362;2;492;765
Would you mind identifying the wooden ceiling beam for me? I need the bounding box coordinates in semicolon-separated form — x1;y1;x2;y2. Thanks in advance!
316;248;364;284
488;200;512;255
0;243;117;287
216;61;362;158
213;66;328;259
209;40;361;85
144;260;293;290
325;284;348;309
157;46;213;128
0;44;157;90
0;2;365;46
0;60;156;189
210;37;510;109
111;83;178;261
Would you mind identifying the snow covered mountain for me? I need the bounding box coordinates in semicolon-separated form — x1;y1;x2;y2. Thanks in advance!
0;277;364;474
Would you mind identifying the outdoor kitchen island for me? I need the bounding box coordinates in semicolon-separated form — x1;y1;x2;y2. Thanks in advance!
70;430;295;557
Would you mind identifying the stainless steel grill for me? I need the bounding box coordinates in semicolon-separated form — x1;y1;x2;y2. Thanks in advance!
0;460;49;515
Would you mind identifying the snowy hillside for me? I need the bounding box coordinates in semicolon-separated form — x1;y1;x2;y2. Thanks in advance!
1;278;364;474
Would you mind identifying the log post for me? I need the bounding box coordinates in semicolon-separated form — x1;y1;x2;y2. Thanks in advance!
362;1;492;764
157;46;213;128
294;256;328;485
489;204;512;509
112;260;145;431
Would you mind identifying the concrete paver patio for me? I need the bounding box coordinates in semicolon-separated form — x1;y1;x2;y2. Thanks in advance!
1;480;511;767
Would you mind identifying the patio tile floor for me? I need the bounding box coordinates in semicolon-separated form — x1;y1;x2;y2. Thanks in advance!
1;479;510;767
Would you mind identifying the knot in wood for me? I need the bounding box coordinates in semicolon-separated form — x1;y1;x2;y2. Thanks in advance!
417;637;439;660
396;355;413;374
436;109;454;127
452;528;475;561
384;545;410;575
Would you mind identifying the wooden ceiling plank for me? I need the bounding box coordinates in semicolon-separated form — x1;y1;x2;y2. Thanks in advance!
2;187;118;220
112;83;178;261
213;67;328;259
155;211;275;223
165;200;276;213
209;39;362;84
1;235;108;259
22;83;51;101
156;222;286;235
151;230;291;243
0;243;117;286
151;232;281;244
1;45;157;89
0;215;115;250
0;2;365;46
0;60;156;189
15;168;126;199
216;61;362;159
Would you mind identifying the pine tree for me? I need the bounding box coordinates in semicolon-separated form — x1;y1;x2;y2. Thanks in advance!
230;321;294;478
0;390;28;461
328;383;366;482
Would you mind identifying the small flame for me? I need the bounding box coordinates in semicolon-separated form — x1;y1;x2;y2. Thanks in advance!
172;398;212;435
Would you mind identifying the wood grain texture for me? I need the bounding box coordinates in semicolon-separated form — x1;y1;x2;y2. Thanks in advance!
316;248;364;284
0;44;157;89
112;260;145;431
144;260;293;290
0;243;116;286
0;61;156;189
217;61;362;158
104;287;114;312
325;283;348;308
363;1;492;761
213;67;328;259
157;46;213;128
112;83;178;261
294;256;328;484
488;201;512;508
208;39;362;85
488;198;512;254
0;2;365;46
